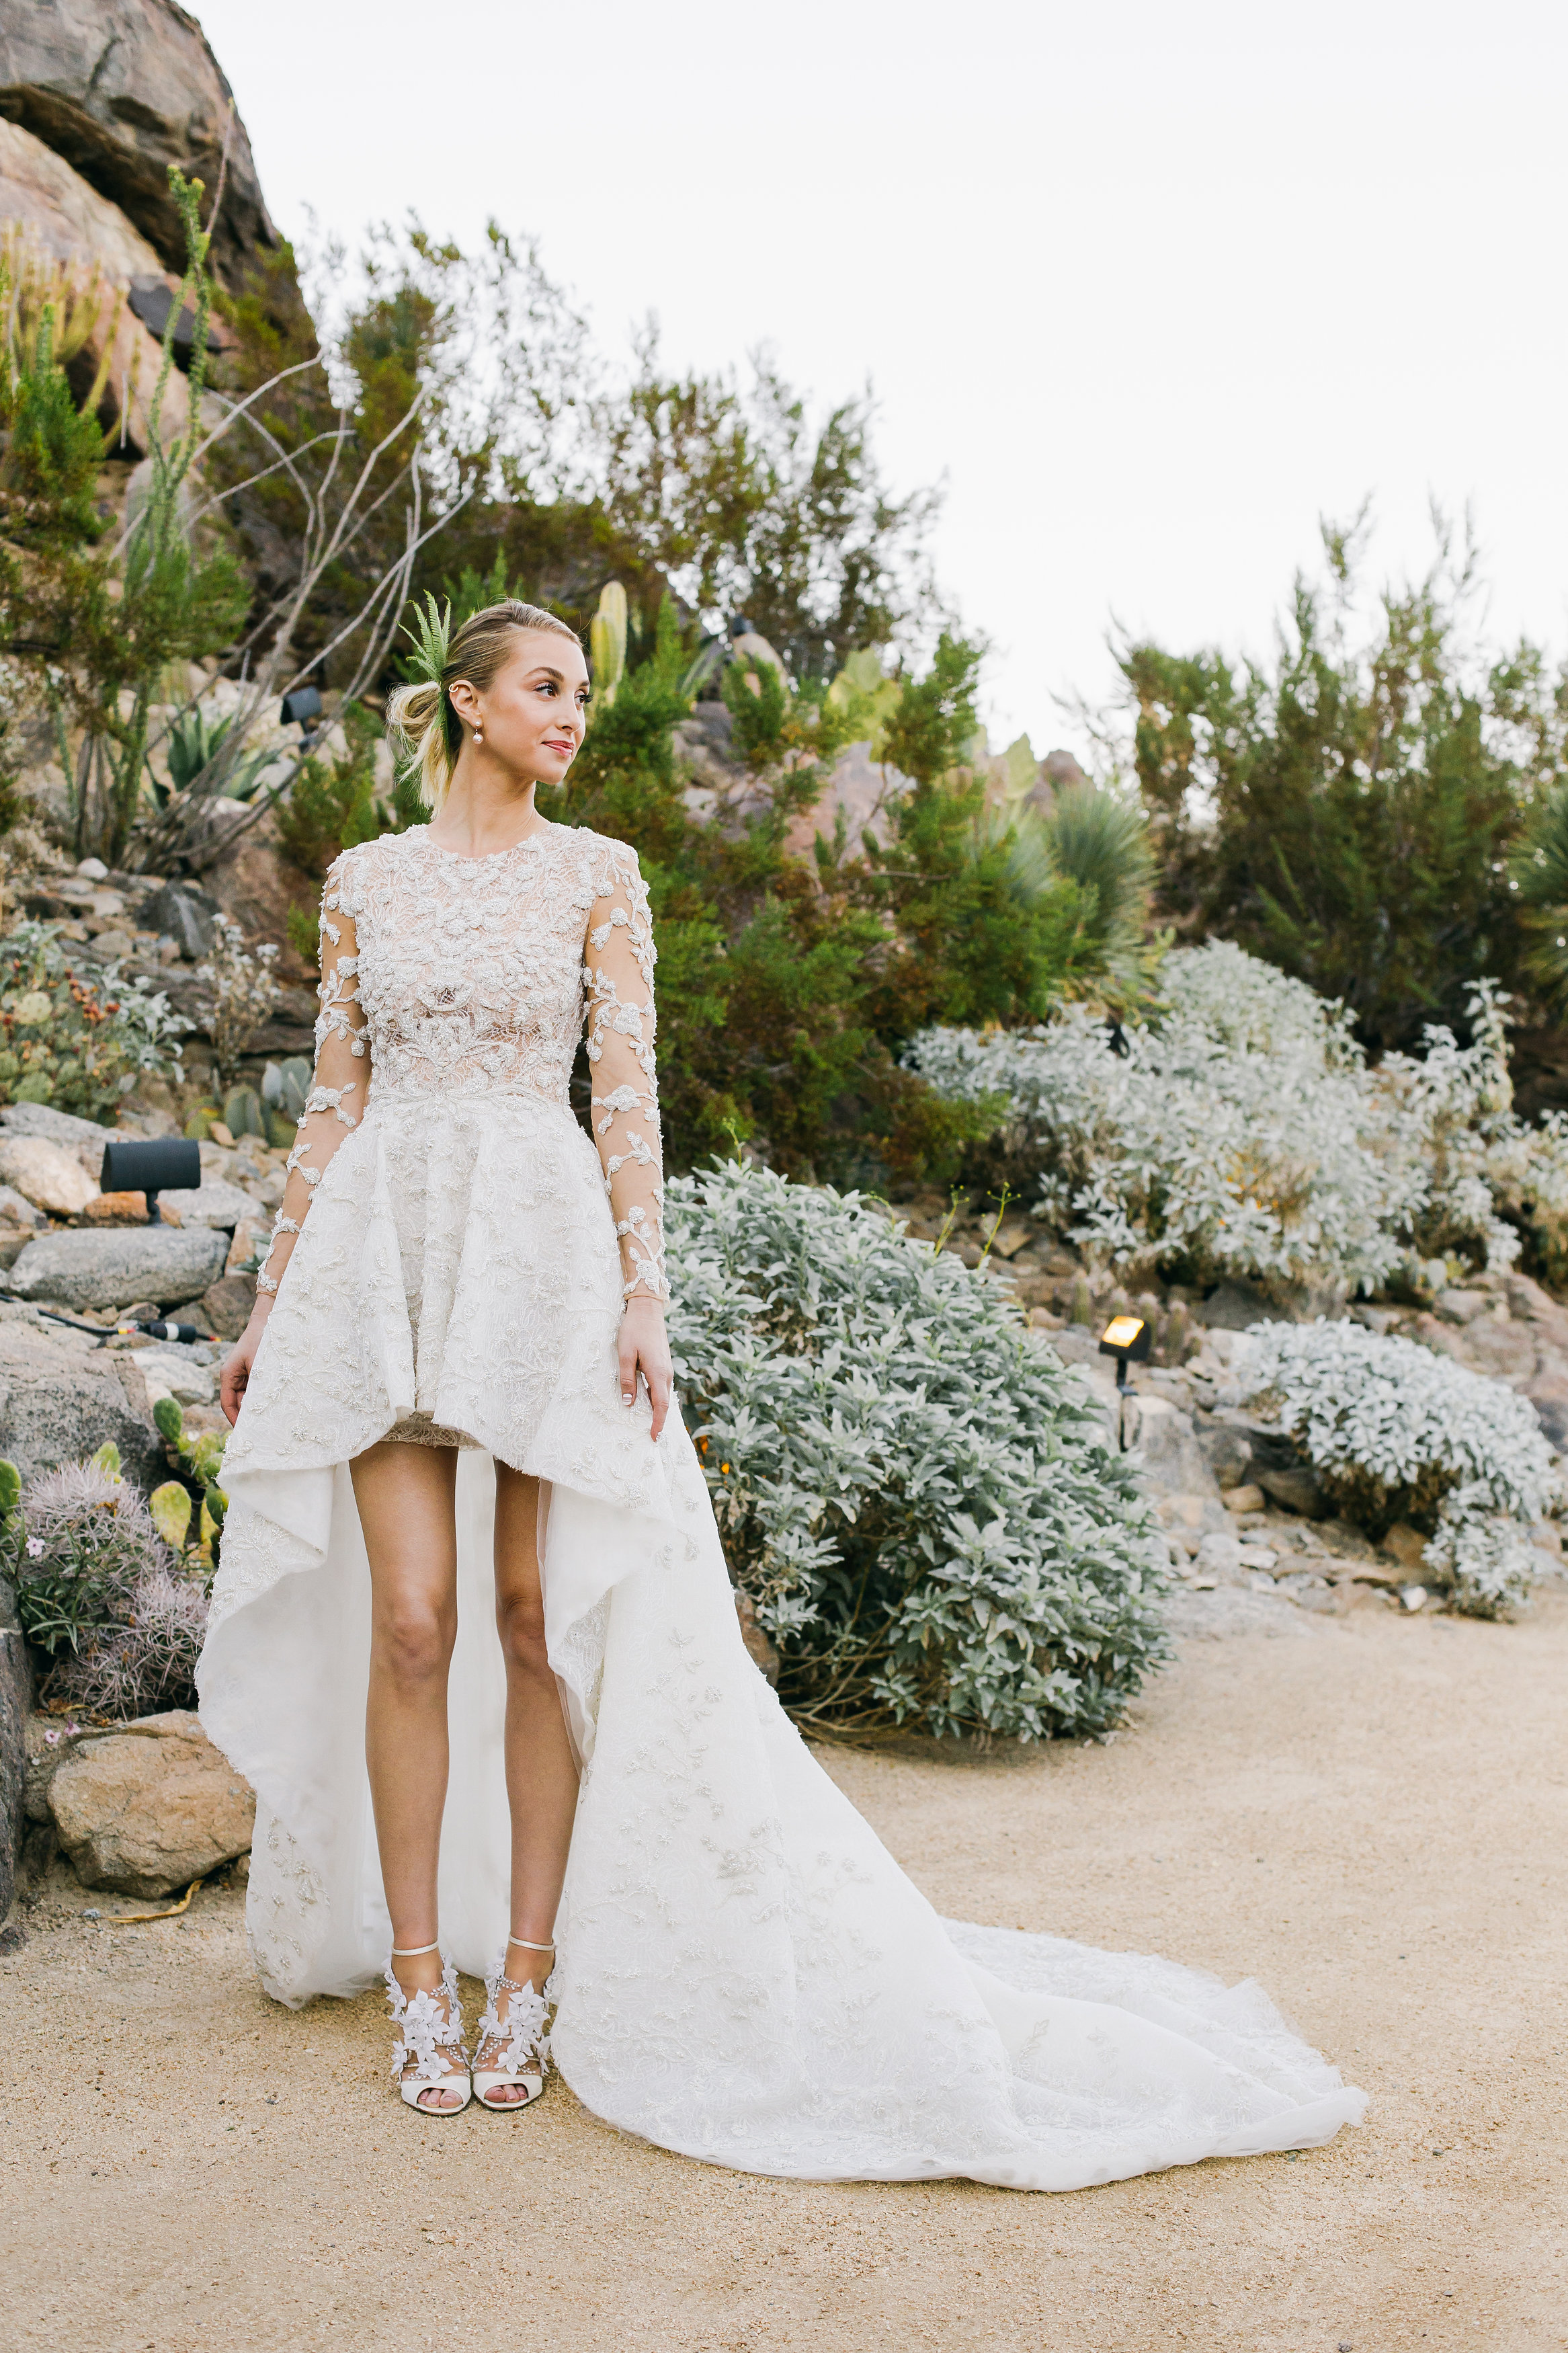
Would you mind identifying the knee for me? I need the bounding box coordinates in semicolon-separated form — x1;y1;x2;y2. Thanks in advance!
497;1591;550;1681
375;1596;456;1691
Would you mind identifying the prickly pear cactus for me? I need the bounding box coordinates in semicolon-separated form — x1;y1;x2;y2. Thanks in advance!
223;1084;265;1140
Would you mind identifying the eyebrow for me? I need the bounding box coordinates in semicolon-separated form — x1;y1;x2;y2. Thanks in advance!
528;664;588;687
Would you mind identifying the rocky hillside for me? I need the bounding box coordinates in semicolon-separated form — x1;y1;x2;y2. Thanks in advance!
0;2;280;452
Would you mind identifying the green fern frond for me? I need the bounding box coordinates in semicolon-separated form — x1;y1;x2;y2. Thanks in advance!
401;592;453;686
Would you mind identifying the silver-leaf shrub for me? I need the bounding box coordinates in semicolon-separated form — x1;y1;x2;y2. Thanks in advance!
1235;1319;1559;1617
907;942;1568;1299
665;1162;1169;1742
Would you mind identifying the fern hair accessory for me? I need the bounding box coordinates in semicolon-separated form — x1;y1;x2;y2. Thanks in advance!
401;592;453;688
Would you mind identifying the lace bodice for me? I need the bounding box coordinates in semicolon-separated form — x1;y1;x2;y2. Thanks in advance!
256;822;667;1303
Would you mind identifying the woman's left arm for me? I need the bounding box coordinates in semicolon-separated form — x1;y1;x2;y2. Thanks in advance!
584;843;672;1441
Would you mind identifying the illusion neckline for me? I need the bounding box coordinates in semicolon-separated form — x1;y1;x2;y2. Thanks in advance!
417;820;558;866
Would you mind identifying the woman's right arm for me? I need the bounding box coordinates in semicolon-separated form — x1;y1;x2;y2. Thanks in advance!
220;856;370;1425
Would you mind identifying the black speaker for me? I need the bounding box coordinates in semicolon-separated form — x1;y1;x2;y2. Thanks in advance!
100;1136;202;1222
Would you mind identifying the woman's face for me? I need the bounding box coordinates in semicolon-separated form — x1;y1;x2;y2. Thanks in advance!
454;631;591;783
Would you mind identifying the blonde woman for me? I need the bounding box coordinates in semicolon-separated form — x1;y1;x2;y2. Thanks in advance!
198;599;1364;2174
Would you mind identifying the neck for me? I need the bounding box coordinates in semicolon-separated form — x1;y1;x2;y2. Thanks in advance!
429;755;544;856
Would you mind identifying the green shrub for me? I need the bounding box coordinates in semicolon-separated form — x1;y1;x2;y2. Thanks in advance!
0;921;187;1117
1235;1320;1559;1618
665;1163;1169;1742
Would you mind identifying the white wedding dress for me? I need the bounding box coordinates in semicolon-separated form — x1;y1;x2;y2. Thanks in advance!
197;820;1365;2190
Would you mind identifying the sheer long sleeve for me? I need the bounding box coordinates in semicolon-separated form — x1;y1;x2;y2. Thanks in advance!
254;854;370;1300
583;844;667;1302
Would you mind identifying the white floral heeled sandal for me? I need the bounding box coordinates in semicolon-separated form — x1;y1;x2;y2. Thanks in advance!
384;1940;472;2115
472;1936;554;2112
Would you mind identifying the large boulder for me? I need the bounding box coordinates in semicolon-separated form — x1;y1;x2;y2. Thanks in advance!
0;114;190;452
5;1223;226;1310
0;1101;116;1178
157;1179;259;1230
0;2;278;290
0;1135;97;1217
46;1710;253;1898
0;1304;163;1489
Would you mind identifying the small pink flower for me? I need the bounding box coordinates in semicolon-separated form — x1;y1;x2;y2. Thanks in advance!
43;1728;59;1746
25;1536;43;1558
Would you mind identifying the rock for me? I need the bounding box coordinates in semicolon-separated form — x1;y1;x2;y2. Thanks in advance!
1223;1482;1267;1515
733;1588;780;1685
1194;1529;1244;1585
79;1191;153;1226
134;881;220;959
1161;1586;1315;1641
0;116;190;456
46;1711;254;1899
0;1308;163;1490
1436;1288;1495;1325
1521;1373;1568;1453
0;1135;98;1216
155;1180;257;1230
1382;1522;1430;1572
0;1184;45;1231
5;1224;226;1311
224;1220;265;1273
1257;1465;1327;1519
0;1578;29;1923
132;1350;216;1408
0;1101;114;1178
0;3;278;291
1198;1279;1285;1330
1198;1421;1253;1488
199;1273;254;1341
1122;1392;1223;1504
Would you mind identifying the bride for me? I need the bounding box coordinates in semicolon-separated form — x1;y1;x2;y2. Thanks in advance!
198;597;1364;2181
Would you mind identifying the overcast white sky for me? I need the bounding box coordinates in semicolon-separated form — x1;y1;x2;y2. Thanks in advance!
192;0;1568;764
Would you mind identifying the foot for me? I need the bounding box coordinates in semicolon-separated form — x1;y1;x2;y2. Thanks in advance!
385;1952;470;2114
472;1936;552;2110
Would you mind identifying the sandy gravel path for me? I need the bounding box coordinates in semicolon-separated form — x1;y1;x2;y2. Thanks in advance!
3;1595;1565;2353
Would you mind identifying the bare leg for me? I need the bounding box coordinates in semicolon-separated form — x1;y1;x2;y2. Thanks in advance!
351;1440;467;2112
481;1462;579;2104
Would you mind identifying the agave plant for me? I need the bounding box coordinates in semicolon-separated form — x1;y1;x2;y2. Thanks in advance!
155;705;278;809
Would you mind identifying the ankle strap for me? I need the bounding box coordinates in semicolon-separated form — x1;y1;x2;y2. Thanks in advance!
507;1933;555;1952
390;1940;441;1957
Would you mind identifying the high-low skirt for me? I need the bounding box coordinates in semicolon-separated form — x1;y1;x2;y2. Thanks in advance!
197;1086;1366;2191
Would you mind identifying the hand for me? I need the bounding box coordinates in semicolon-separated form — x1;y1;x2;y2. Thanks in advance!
219;1300;272;1427
617;1295;672;1442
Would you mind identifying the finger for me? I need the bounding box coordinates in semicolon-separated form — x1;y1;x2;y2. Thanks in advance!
616;1326;638;1407
647;1367;670;1443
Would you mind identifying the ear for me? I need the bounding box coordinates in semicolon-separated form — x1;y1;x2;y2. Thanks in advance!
448;678;481;727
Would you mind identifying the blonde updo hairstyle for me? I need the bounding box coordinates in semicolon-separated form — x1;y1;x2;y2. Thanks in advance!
386;599;583;813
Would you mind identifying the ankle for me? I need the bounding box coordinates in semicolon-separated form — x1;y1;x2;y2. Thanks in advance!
390;1942;446;1999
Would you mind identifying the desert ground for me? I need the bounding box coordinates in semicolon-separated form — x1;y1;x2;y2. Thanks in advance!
3;1593;1565;2353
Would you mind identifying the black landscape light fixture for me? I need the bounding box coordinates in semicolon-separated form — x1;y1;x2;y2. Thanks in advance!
1098;1312;1151;1392
100;1136;201;1226
280;686;323;732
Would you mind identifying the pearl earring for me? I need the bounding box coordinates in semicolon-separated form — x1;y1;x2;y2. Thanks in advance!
473;724;484;745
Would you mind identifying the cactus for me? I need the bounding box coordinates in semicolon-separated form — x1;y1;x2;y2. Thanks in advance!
223;1084;265;1140
153;1399;229;1571
89;1441;122;1482
261;1057;312;1121
149;1480;194;1550
183;1107;218;1140
589;582;627;716
0;1460;19;1517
